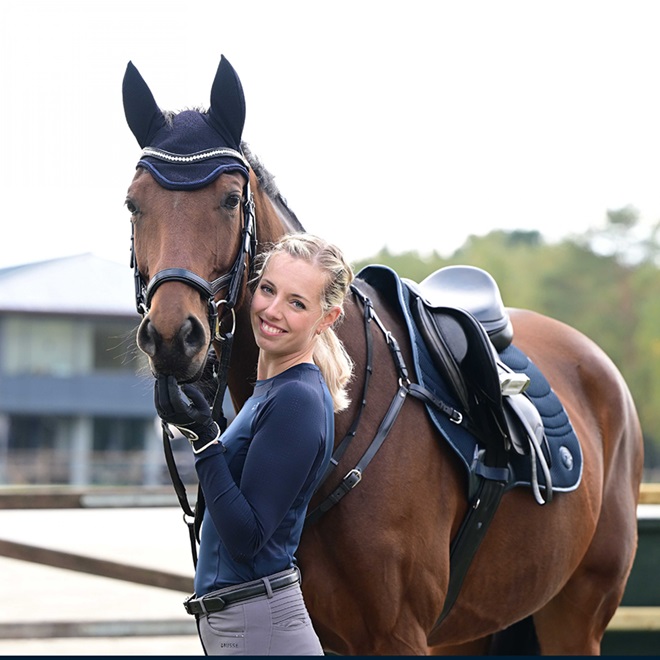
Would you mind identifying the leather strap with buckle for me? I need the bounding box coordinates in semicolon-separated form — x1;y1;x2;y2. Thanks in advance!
184;569;300;615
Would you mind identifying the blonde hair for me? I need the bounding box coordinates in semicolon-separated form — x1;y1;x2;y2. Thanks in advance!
251;233;355;412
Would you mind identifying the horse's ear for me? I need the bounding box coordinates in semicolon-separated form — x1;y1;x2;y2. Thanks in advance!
208;55;246;150
122;61;167;149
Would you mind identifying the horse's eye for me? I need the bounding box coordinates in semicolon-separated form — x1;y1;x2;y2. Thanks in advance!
225;194;242;210
125;199;139;215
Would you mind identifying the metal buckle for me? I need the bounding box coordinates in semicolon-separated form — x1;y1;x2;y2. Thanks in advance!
344;468;362;489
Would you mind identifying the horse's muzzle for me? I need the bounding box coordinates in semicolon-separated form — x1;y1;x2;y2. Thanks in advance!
137;314;209;382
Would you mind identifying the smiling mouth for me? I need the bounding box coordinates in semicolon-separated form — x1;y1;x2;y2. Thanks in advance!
260;319;285;335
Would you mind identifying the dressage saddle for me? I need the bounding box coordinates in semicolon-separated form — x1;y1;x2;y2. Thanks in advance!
405;265;553;501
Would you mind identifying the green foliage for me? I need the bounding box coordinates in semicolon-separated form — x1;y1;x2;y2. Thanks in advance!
352;219;660;476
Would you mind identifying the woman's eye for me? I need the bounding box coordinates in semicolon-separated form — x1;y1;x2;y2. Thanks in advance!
292;300;306;310
260;284;273;294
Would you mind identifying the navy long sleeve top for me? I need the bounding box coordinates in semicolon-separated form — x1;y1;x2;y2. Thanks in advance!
193;363;334;596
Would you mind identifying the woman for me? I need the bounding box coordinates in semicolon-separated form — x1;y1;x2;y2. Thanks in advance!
154;233;354;655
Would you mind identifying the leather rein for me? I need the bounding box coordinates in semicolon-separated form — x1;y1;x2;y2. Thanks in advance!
130;149;256;564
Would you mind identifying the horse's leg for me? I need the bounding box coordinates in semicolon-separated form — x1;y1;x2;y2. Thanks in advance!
301;403;464;655
428;638;493;655
429;618;541;656
511;310;644;655
303;521;438;654
532;458;641;654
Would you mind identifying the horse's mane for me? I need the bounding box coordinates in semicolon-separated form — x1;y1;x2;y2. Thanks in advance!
241;141;305;233
161;109;304;232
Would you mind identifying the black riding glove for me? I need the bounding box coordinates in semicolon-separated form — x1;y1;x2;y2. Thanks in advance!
154;375;222;454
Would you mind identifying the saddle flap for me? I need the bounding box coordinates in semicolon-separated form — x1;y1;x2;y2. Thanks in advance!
411;297;470;412
411;295;509;443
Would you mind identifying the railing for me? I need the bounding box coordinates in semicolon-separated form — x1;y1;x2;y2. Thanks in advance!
0;484;658;651
601;484;660;654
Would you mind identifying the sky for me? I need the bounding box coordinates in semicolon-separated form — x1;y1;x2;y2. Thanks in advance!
2;0;660;270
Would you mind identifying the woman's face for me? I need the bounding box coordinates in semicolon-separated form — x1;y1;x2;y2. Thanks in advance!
250;253;339;362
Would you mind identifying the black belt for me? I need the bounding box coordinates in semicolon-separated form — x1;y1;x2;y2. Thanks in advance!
184;569;300;615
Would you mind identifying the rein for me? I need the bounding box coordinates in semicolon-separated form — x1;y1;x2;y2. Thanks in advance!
131;155;256;565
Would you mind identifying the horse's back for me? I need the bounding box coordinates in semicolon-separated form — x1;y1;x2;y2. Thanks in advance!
509;306;643;498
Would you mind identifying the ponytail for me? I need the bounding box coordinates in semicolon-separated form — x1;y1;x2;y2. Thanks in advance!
313;318;354;413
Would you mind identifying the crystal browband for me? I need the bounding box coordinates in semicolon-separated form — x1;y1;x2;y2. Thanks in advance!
141;146;250;169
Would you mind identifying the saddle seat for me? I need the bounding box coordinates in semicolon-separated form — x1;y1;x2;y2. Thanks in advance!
415;265;513;352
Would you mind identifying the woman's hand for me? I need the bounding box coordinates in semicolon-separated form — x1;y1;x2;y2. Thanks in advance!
154;375;221;453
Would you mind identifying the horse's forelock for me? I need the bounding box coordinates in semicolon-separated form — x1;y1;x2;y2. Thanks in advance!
161;107;207;127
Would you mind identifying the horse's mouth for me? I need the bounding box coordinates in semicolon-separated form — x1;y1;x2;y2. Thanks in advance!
146;351;208;384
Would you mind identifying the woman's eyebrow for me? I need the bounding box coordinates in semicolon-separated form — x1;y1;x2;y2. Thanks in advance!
263;276;312;302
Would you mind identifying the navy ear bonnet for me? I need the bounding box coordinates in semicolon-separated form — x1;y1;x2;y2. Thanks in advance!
137;111;250;190
122;55;249;190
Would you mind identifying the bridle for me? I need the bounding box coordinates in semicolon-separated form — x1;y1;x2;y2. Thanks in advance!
129;147;258;566
129;146;258;425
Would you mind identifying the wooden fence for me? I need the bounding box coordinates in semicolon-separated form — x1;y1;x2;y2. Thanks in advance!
1;484;658;653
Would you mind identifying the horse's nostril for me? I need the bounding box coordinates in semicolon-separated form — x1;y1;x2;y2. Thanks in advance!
137;318;158;357
180;317;207;358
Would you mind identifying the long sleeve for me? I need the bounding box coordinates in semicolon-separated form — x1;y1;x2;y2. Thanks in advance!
194;379;325;562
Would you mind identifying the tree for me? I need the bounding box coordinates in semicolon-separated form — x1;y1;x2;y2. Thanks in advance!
352;225;660;476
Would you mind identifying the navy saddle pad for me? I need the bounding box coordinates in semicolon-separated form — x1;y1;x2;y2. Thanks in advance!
355;265;582;494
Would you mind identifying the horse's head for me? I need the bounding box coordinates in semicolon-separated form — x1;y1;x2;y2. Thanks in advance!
123;56;256;382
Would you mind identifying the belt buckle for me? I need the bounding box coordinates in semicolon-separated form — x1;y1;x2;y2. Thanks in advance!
183;594;197;615
183;593;227;615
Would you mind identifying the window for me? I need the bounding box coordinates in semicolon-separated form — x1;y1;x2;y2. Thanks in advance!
2;315;89;376
1;315;145;375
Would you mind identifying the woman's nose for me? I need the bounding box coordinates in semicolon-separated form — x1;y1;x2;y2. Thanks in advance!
264;297;283;318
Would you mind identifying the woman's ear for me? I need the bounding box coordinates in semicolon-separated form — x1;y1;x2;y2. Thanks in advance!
318;306;342;334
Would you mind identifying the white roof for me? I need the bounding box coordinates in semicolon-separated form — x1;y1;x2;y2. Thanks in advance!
0;254;140;317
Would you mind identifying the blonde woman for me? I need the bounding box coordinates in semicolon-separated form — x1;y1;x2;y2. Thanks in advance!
154;233;354;655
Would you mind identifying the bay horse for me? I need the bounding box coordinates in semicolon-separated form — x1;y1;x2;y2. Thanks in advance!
122;55;644;655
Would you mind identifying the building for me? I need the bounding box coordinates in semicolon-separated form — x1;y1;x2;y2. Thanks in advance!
0;253;188;487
